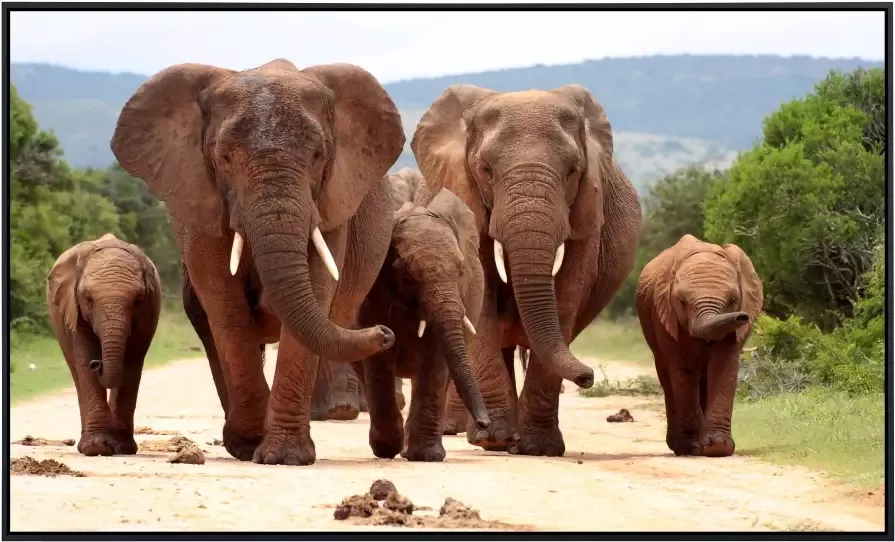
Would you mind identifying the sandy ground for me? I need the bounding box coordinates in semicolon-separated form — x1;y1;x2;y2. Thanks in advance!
8;347;886;532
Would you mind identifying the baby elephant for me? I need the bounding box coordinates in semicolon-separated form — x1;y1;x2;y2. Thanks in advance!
46;233;161;456
636;234;763;458
357;169;490;462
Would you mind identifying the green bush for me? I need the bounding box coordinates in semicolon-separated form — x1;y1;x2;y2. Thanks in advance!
739;239;884;399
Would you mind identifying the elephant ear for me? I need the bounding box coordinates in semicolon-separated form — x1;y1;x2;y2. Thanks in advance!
111;63;234;238
427;187;480;264
550;84;615;240
301;63;406;232
427;187;484;324
46;242;91;332
389;168;425;209
411;85;496;230
637;245;679;342
724;243;764;342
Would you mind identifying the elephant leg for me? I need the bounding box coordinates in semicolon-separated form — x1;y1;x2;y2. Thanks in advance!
668;364;704;456
315;174;395;422
511;351;565;457
180;231;270;462
395;377;406;411
358;371;369;413
181;264;230;415
67;325;130;456
513;240;597;457
254;227;347;466
363;351;403;459
701;344;740;457
311;359;332;421
106;341;150;456
441;381;468;435
465;291;519;451
654;355;678;453
402;348;449;462
327;361;362;421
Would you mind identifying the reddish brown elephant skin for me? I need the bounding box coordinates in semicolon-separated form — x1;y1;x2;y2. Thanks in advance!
411;85;643;457
46;234;161;457
350;170;489;462
110;59;405;466
635;235;764;458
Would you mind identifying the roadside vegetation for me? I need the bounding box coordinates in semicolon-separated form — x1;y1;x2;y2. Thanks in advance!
573;67;885;489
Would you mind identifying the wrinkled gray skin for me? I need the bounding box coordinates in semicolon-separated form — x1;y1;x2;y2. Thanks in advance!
636;234;764;458
354;169;489;462
46;233;161;457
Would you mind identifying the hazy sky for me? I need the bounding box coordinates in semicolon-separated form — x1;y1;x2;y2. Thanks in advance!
10;6;885;83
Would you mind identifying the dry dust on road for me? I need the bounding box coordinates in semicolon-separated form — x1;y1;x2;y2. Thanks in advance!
8;348;885;532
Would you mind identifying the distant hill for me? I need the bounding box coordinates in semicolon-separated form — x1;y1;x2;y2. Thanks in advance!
10;55;882;193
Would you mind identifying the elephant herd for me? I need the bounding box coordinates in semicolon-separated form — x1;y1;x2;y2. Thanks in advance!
44;59;763;467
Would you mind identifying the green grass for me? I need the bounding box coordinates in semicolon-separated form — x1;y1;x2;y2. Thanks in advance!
733;389;884;488
570;317;653;366
575;318;884;489
8;306;203;405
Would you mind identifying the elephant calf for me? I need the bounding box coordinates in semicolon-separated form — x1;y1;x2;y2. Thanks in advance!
635;234;763;457
46;233;161;456
357;169;490;462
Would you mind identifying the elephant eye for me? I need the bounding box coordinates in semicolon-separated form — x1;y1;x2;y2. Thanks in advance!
729;295;739;306
479;162;493;180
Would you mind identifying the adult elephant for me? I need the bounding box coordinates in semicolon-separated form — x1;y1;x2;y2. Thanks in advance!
411;85;642;456
111;59;405;465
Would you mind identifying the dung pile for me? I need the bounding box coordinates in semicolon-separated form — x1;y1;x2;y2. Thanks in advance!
11;456;84;477
140;436;206;465
606;408;635;423
333;479;525;530
14;435;76;446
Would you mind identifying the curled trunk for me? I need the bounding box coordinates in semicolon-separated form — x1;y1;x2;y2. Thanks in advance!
690;310;750;342
244;177;389;363
428;289;490;429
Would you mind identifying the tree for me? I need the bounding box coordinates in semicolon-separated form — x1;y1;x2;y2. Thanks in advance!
704;68;884;330
604;166;725;318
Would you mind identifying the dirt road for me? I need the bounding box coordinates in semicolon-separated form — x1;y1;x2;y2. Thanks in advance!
9;348;885;532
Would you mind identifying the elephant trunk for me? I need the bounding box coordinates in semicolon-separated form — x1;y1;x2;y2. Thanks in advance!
96;304;129;390
690;307;750;342
244;176;391;362
425;286;490;429
493;184;594;389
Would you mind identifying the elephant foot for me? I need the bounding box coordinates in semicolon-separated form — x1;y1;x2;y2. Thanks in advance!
467;412;517;452
252;430;316;466
509;423;565;457
401;439;446;462
701;431;735;457
359;393;368;413
396;390;406;411
369;426;403;459
222;421;262;461
670;436;703;457
328;401;360;421
78;430;136;456
442;406;469;435
311;404;330;421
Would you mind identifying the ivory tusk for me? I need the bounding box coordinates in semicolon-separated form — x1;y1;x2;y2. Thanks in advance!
552;242;565;276
463;316;477;335
493;240;508;283
230;233;244;275
311;227;340;281
417;320;427;338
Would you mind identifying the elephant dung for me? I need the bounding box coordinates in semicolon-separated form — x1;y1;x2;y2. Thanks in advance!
11;456;84;478
369;479;397;500
606;408;635;423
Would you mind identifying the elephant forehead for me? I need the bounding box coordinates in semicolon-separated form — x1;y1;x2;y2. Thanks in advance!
80;251;143;290
214;74;330;147
676;253;737;285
